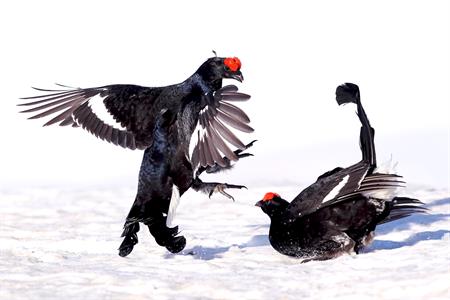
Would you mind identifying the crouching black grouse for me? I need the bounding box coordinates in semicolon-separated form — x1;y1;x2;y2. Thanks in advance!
19;55;255;256
256;83;426;262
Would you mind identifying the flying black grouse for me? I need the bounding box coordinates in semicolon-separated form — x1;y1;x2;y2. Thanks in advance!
256;83;426;262
19;56;255;256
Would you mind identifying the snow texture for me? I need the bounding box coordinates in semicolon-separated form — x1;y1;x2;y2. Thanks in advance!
0;186;449;300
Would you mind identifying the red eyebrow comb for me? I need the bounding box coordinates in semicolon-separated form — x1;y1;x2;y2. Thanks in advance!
224;57;241;72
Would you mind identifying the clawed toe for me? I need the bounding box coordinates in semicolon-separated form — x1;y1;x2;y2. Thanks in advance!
243;139;257;150
237;153;253;159
235;140;257;156
208;183;247;201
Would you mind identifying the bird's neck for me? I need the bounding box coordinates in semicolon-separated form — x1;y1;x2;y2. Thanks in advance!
188;73;222;93
268;210;296;237
266;207;288;221
266;200;291;221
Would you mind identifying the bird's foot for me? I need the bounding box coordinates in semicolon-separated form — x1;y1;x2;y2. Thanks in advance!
148;219;186;253
203;140;257;174
166;236;187;253
118;222;140;257
208;182;247;201
118;232;138;257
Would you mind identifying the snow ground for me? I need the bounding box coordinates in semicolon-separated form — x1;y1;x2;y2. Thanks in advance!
0;186;449;300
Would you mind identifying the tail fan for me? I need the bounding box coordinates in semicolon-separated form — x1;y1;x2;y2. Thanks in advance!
336;83;376;168
336;83;360;105
379;197;428;224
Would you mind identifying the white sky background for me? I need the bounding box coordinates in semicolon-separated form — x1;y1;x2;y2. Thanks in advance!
0;0;449;190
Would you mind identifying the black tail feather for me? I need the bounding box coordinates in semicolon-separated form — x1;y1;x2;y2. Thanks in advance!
336;83;360;105
336;83;376;168
379;197;428;224
392;197;425;205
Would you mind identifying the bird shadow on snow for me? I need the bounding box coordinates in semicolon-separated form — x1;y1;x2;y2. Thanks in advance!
366;229;450;252
425;197;450;208
365;197;450;252
164;234;270;261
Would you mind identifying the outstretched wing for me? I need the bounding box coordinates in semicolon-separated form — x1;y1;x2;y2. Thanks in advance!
19;84;164;149
190;85;253;169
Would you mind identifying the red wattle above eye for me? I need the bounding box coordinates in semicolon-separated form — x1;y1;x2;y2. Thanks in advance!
224;57;241;72
262;192;280;201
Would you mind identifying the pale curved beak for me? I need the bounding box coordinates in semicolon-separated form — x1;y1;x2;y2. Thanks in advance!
231;71;243;82
255;200;264;207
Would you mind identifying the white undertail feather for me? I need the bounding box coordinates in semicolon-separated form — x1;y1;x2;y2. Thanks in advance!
363;188;400;201
374;156;398;175
166;184;180;227
364;157;402;201
362;187;401;201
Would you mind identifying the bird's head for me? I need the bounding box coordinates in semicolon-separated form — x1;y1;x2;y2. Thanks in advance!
197;56;244;86
255;192;289;218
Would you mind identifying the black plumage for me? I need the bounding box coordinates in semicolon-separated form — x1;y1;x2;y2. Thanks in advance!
256;83;427;262
19;56;255;256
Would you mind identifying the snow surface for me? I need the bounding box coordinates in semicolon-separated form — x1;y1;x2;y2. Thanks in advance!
1;185;449;300
1;1;448;299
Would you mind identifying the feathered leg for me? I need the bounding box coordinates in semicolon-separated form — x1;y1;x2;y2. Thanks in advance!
118;144;177;256
119;113;185;256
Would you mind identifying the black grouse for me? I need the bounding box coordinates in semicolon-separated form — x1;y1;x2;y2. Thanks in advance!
256;83;426;262
19;55;255;256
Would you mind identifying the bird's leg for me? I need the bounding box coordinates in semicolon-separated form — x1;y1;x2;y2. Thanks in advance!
192;140;256;201
119;119;188;257
146;217;186;253
191;177;247;202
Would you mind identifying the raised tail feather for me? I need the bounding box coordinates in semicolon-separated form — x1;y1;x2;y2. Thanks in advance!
336;83;360;105
379;197;428;224
336;83;376;168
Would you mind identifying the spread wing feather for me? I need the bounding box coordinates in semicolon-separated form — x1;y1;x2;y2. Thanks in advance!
19;84;163;149
190;85;253;169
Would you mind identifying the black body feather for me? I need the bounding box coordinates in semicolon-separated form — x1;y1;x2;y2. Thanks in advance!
257;83;426;262
20;56;254;256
